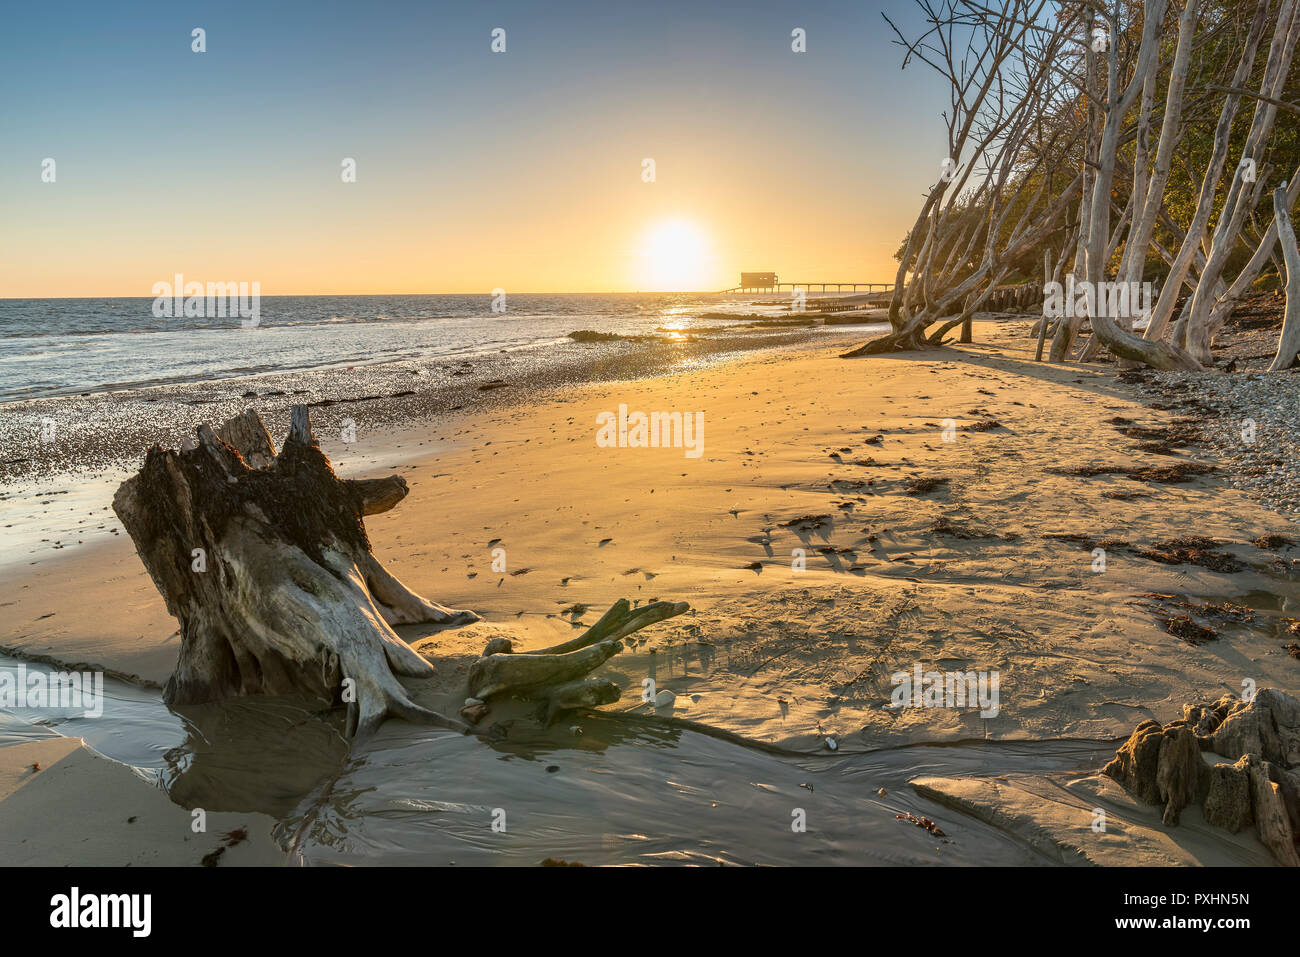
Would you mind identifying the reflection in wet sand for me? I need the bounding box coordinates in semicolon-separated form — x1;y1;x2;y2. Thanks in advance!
288;711;1115;866
2;654;1116;865
163;696;349;818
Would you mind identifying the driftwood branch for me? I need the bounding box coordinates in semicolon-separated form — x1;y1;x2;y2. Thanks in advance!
463;599;690;723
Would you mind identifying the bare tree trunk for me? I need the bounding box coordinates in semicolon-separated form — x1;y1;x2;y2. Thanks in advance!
1078;192;1138;361
1122;0;1200;291
1209;169;1300;330
1269;183;1300;371
1095;0;1201;369
1050;47;1101;363
889;189;944;327
1073;0;1202;370
1182;0;1300;363
1035;247;1052;360
1145;0;1272;342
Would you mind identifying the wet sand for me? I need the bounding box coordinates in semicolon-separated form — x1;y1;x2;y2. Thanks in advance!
0;322;825;486
0;321;832;568
0;737;284;866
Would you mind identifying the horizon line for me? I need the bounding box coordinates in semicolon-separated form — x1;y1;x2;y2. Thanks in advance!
0;289;753;301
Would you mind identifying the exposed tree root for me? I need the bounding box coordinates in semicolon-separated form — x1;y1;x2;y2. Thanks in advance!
464;598;690;721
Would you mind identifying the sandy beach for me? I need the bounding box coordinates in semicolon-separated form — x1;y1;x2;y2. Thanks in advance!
7;322;1297;733
3;321;1297;864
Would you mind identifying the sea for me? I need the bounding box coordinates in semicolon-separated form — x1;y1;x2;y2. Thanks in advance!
0;293;840;402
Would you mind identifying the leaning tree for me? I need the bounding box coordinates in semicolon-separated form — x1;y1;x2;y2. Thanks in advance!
849;0;1085;356
113;405;686;740
855;0;1300;371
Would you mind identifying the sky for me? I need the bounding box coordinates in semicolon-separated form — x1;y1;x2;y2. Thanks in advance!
0;0;952;296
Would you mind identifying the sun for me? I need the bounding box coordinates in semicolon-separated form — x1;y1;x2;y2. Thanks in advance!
638;220;713;291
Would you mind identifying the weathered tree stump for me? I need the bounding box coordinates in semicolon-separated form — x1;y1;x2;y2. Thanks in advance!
1103;689;1300;865
113;406;687;740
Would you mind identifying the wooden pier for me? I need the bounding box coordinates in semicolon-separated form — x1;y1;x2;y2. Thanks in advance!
720;272;895;295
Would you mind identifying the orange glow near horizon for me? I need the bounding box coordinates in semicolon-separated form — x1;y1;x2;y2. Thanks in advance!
0;106;920;299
